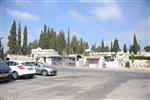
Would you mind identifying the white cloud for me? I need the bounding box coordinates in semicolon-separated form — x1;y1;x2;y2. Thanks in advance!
91;1;124;21
6;9;39;21
68;1;124;21
69;10;85;21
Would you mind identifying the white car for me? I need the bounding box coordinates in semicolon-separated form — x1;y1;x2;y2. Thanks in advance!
5;60;36;79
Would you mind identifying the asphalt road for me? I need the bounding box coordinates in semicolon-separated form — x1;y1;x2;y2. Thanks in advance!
0;67;150;100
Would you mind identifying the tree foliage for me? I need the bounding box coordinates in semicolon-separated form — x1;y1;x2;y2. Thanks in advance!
8;21;144;56
22;26;28;55
101;39;105;52
110;41;113;52
123;44;127;53
37;26;88;55
71;35;78;54
91;40;110;52
8;20;17;54
66;28;70;55
91;43;96;52
113;39;120;53
130;34;140;54
17;22;22;54
57;31;66;55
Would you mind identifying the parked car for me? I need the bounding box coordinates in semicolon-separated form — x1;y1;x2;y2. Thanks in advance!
0;61;12;82
34;62;57;76
5;60;36;79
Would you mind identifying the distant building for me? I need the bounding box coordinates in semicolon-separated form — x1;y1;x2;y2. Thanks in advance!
31;47;59;62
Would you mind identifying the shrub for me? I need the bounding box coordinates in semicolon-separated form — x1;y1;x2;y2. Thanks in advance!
125;61;130;68
129;56;150;60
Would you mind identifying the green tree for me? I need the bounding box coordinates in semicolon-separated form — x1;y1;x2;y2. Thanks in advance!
132;34;140;54
8;20;17;54
104;46;109;52
22;26;28;55
66;28;70;55
39;30;44;48
129;45;133;53
47;28;54;49
17;22;22;54
123;44;127;53
96;46;101;52
111;41;113;52
42;25;49;49
57;31;66;55
144;45;150;52
91;43;96;52
113;39;120;53
71;35;78;54
101;39;105;52
39;25;49;49
52;29;57;50
79;39;86;54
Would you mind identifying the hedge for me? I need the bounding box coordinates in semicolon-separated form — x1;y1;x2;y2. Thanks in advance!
129;56;150;60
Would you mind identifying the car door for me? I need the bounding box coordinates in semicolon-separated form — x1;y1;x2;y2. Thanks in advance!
35;63;42;74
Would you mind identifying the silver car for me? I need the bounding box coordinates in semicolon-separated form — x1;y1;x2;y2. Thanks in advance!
34;62;57;76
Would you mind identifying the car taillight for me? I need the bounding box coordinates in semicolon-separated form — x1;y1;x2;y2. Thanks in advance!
17;65;25;69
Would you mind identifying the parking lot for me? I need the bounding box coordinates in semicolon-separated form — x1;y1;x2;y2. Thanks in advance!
1;67;150;100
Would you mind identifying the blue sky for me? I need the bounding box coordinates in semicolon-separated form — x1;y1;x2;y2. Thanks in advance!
0;0;150;51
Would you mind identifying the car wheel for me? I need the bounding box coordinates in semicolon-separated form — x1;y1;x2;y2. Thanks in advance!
42;70;48;76
12;72;18;80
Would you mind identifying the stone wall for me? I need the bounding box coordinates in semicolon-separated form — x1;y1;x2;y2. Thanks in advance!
7;54;31;61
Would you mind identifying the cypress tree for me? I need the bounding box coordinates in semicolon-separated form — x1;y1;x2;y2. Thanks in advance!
113;39;120;53
67;28;70;55
71;35;78;54
79;38;84;54
17;22;22;54
8;20;17;54
39;30;44;48
123;44;127;53
22;26;28;55
111;41;113;52
57;31;66;55
39;25;49;49
101;39;105;52
132;34;140;54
